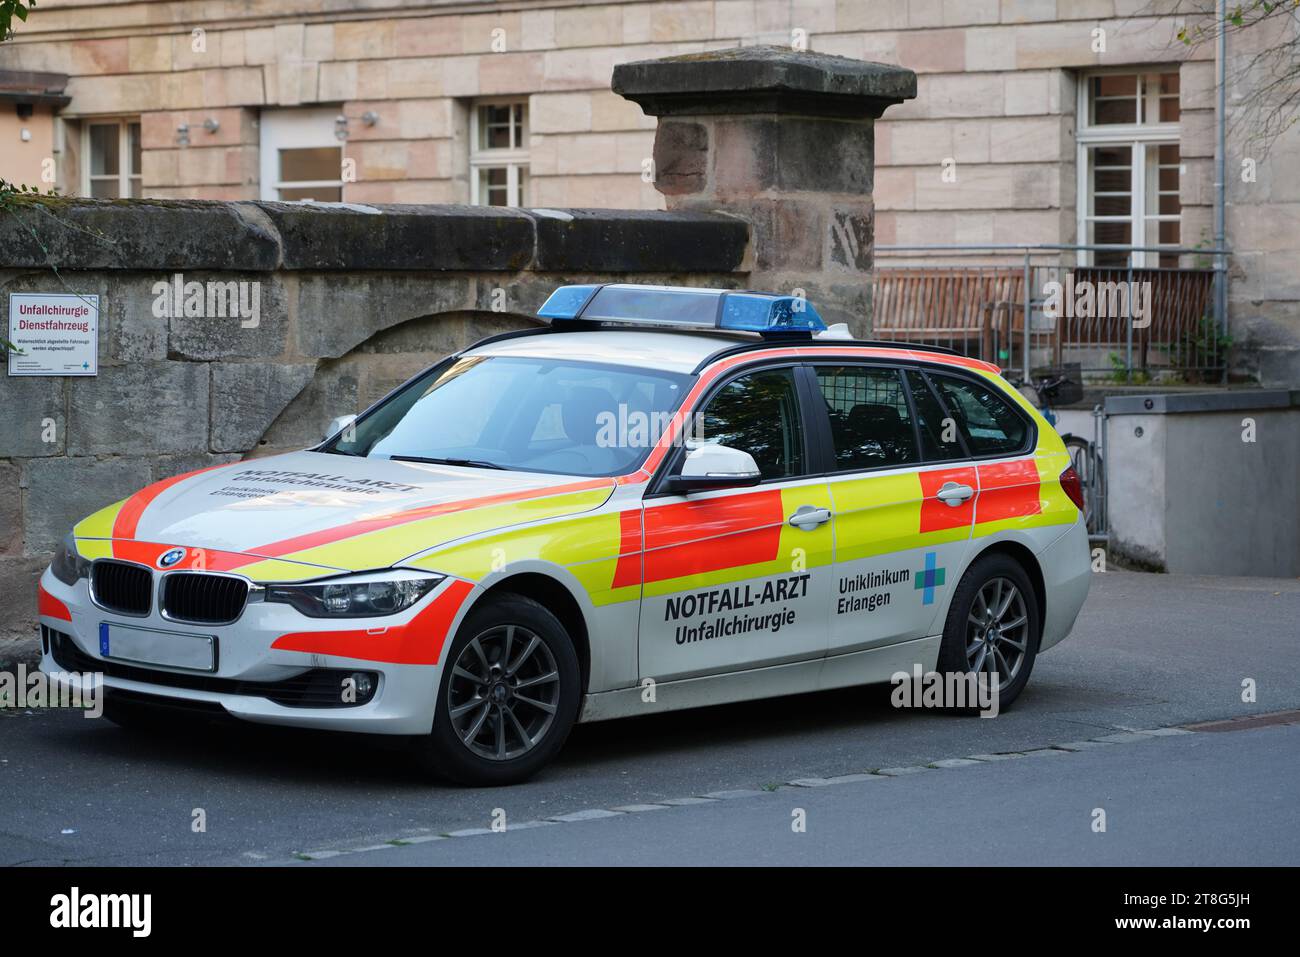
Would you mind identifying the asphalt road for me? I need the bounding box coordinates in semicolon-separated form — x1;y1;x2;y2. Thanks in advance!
1;570;1297;866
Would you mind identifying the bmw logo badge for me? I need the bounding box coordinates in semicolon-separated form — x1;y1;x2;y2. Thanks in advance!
158;547;186;568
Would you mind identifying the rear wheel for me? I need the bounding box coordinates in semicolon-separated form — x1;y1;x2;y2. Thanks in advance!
936;553;1041;711
414;593;580;786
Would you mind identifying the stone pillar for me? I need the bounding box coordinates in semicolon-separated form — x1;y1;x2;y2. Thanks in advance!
613;47;915;335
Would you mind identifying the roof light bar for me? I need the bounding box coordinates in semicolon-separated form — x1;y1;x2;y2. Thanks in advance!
536;283;827;336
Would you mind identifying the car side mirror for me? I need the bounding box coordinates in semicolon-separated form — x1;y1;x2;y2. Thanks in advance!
324;413;357;442
667;443;762;494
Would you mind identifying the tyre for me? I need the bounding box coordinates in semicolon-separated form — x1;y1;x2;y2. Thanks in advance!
935;552;1041;712
414;593;581;786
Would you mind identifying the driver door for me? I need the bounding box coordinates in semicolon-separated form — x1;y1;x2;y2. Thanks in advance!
637;365;834;683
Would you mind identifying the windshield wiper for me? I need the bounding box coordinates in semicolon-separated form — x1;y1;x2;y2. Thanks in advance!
321;446;365;456
389;455;508;470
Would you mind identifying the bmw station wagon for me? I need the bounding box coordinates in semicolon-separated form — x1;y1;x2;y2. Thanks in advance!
39;284;1091;785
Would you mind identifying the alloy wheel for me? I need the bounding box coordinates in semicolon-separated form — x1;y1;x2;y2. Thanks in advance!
446;625;561;761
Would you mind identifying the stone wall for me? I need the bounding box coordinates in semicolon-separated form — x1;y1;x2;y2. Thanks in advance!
0;200;749;654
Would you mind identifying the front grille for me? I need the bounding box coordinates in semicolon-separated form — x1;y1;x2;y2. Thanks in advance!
90;560;152;616
46;627;377;709
162;573;249;624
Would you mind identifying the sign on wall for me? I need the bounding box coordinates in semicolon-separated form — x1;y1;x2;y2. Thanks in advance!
6;293;99;376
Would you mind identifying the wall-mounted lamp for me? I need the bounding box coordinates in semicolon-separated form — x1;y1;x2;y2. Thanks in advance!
203;117;220;134
20;128;31;142
334;114;348;141
361;110;379;127
176;123;190;146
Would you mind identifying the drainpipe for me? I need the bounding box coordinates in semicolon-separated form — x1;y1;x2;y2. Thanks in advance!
1213;0;1228;359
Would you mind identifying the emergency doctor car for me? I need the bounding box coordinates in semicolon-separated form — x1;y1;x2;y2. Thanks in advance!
38;284;1091;785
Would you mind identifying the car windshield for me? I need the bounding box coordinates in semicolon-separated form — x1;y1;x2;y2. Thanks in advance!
324;354;694;477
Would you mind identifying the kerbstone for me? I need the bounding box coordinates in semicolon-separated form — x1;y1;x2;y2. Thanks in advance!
23;457;152;553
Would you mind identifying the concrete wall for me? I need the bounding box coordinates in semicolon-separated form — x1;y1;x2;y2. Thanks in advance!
1105;391;1300;576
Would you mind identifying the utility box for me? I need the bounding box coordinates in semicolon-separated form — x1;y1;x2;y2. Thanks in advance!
1105;391;1300;577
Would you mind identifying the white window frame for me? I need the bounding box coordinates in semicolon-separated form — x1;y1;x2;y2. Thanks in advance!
82;117;142;199
1075;69;1181;268
259;107;344;202
469;98;529;208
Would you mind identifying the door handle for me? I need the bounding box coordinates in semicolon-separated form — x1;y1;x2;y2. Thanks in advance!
936;482;975;507
787;505;832;530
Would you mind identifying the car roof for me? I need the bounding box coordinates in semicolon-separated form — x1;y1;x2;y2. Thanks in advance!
465;327;1001;377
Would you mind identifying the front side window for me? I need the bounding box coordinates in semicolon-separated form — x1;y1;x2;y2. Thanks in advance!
929;374;1029;457
471;100;529;207
327;355;691;478
85;119;142;198
699;368;806;480
1078;71;1181;267
815;365;917;471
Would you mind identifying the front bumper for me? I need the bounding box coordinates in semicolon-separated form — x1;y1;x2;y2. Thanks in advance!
37;567;475;735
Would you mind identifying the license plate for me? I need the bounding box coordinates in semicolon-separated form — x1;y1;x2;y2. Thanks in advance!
99;622;216;673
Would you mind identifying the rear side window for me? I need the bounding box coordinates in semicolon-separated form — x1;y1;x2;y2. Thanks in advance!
700;367;806;480
929;374;1029;456
906;369;966;461
815;366;918;470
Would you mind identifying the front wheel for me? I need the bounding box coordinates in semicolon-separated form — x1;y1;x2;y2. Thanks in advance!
413;593;581;786
935;553;1041;711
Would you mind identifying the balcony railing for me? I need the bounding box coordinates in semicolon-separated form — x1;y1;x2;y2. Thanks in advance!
873;243;1230;385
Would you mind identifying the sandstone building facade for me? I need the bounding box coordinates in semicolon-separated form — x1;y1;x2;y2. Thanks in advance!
0;0;1296;383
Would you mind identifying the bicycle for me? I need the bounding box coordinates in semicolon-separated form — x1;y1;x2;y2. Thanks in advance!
1014;371;1104;537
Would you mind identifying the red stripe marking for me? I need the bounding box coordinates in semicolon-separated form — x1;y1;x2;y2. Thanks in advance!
611;509;642;589
38;584;72;622
111;463;233;541
234;478;613;566
975;459;1043;524
642;490;785;583
918;466;978;533
270;579;475;665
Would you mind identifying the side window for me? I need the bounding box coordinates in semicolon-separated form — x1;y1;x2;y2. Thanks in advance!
699;368;806;480
930;374;1030;456
815;366;918;471
906;369;966;461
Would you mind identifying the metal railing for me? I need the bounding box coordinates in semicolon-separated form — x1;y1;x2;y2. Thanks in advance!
873;243;1231;384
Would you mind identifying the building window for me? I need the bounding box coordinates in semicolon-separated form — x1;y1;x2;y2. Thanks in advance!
259;107;343;202
84;119;142;198
1077;71;1181;268
470;100;528;207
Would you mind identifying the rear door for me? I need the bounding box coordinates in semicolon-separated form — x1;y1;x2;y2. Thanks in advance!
814;364;977;655
637;364;834;682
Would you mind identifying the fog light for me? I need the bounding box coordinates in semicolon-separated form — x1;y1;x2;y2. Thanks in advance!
350;672;375;700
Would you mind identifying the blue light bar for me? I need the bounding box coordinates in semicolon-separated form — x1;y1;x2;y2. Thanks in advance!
536;284;826;335
537;284;600;319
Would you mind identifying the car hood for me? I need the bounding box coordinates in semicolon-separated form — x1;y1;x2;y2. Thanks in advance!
75;450;616;580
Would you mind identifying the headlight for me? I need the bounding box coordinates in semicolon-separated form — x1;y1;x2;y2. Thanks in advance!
50;535;91;586
265;571;444;618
